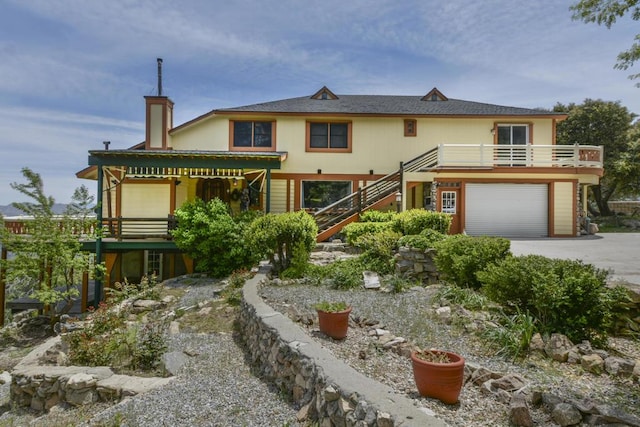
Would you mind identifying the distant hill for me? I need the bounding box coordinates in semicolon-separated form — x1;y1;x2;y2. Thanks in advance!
0;203;69;217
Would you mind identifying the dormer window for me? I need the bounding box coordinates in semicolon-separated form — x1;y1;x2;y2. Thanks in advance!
421;87;448;102
311;86;339;100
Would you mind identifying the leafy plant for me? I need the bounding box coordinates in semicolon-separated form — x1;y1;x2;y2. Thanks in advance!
221;269;252;305
342;221;394;244
481;309;537;361
171;198;259;277
478;255;617;343
353;229;401;275
398;229;448;250
384;275;415;293
0;168;102;320
392;209;452;235
434;235;511;289
313;301;349;313
247;210;317;274
305;257;367;290
434;284;490;311
359;210;395;223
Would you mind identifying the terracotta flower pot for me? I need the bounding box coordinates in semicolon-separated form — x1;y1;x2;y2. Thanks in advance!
316;306;352;340
411;350;465;404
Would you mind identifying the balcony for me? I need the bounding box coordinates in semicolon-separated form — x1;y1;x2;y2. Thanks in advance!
431;144;603;169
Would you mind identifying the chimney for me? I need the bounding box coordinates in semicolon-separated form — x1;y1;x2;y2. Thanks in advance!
145;58;174;150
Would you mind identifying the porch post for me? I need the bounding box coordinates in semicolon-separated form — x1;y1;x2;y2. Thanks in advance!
94;164;104;308
266;168;271;213
399;161;404;212
0;247;7;327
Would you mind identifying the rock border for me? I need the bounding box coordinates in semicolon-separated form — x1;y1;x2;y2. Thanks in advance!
238;266;446;427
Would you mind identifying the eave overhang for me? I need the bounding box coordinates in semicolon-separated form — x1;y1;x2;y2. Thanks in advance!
87;150;287;169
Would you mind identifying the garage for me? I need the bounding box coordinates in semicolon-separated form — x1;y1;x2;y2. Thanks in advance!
465;183;548;237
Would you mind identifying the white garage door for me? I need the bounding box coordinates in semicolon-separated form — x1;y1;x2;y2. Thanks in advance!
465;183;548;237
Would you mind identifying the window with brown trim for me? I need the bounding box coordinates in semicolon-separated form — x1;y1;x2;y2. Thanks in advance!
404;119;417;137
230;120;275;151
306;121;352;152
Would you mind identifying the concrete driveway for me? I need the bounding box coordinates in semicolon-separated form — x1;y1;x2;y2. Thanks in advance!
509;233;640;291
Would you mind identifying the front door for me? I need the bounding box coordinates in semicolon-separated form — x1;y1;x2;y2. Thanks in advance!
440;188;461;234
198;178;230;203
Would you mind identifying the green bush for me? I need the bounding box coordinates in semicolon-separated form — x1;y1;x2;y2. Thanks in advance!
342;221;394;244
478;255;617;342
306;257;367;290
398;229;447;250
353;229;402;274
392;209;452;235
248;210;317;274
172;198;259;277
434;235;510;289
359;210;395;223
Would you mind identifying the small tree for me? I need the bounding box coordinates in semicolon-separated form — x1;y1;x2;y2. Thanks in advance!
0;168;100;319
171;198;259;277
247;210;318;274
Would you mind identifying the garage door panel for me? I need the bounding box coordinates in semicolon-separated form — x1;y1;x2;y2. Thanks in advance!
465;184;548;237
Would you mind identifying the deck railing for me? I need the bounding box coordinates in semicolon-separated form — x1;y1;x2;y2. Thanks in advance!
102;215;176;240
435;144;603;168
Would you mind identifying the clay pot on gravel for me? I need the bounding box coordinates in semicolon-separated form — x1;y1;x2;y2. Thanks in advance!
314;301;352;340
411;349;465;404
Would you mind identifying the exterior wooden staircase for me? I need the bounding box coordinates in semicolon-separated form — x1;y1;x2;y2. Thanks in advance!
314;147;439;241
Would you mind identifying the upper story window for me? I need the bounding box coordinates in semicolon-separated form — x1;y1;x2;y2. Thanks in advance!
497;124;530;145
306;121;352;152
231;120;275;151
404;119;417;137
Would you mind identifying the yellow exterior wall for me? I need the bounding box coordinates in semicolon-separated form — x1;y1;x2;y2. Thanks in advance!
171;116;229;150
553;181;575;236
121;183;170;217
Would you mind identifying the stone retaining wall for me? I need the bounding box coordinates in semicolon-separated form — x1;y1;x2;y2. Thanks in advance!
238;266;446;427
394;246;439;283
9;336;174;411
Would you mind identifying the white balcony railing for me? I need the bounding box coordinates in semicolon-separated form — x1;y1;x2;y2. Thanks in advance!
435;144;603;169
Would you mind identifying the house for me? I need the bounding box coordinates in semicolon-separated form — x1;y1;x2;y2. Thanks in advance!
75;76;603;293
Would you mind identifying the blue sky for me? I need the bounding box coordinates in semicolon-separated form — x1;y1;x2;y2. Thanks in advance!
0;0;638;205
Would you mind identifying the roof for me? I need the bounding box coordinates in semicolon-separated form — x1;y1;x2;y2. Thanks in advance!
214;87;563;118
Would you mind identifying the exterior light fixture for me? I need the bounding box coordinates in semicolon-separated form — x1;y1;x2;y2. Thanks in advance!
395;191;402;213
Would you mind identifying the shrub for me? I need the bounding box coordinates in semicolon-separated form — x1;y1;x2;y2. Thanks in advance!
398;229;447;250
342;221;394;244
478;255;617;342
434;284;490;311
481;309;537;361
306;258;367;290
392;209;452;235
353;230;402;274
434;235;510;289
248;210;317;274
172;198;259;277
359;210;395;223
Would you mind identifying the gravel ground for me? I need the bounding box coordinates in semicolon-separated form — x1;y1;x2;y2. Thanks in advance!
260;279;640;427
82;280;301;427
0;279;302;427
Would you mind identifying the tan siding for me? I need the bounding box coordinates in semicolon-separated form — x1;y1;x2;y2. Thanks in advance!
270;179;287;213
121;183;170;217
149;105;164;149
553;182;575;236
